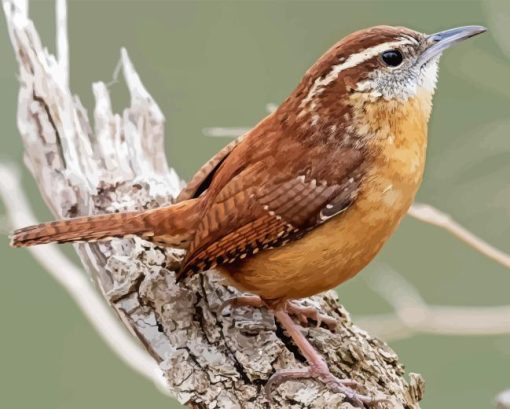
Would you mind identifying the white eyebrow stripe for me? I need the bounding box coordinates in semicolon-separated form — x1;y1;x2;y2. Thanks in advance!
300;39;411;109
398;34;420;45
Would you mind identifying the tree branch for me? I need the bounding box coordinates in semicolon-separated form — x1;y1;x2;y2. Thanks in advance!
0;163;170;395
3;1;423;407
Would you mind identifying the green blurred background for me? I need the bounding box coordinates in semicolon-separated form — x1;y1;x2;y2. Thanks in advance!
1;0;509;408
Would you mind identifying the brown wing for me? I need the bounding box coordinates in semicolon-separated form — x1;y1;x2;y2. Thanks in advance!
180;146;365;276
176;134;246;203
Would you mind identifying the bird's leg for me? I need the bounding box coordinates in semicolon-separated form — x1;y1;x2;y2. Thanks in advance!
221;295;337;330
268;309;381;407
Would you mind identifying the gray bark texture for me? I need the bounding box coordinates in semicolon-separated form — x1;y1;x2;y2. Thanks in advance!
4;2;424;408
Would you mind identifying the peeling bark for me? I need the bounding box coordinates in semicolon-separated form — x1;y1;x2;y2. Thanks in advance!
4;2;423;408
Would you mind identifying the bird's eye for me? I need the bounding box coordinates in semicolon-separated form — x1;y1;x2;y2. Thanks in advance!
381;50;403;67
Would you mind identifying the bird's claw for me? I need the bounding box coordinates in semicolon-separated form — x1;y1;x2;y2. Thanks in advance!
265;366;385;407
286;301;338;330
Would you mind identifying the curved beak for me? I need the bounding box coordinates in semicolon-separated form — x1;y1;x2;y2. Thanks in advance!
419;25;487;66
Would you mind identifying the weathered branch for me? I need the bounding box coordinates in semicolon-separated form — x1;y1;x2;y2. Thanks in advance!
3;1;423;407
0;163;170;395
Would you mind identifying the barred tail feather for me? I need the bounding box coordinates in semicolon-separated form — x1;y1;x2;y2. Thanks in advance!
10;211;148;247
10;199;199;248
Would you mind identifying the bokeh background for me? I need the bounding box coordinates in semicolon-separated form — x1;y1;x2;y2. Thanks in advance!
1;0;509;408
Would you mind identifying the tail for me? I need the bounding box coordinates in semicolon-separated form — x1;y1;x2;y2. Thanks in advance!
10;199;200;248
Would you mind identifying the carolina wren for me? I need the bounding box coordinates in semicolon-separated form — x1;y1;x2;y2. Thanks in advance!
11;25;486;405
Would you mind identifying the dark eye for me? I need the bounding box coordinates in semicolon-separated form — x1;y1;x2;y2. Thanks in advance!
381;50;403;67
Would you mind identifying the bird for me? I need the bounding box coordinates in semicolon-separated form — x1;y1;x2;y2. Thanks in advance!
11;24;486;406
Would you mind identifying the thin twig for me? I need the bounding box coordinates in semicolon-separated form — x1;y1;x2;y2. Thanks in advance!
202;126;250;138
408;203;510;270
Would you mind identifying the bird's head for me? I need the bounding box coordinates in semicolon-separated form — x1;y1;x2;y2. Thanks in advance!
286;25;486;137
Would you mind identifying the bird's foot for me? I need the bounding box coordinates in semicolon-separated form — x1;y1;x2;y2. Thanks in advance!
269;309;388;407
221;295;337;330
286;301;338;330
265;366;383;407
